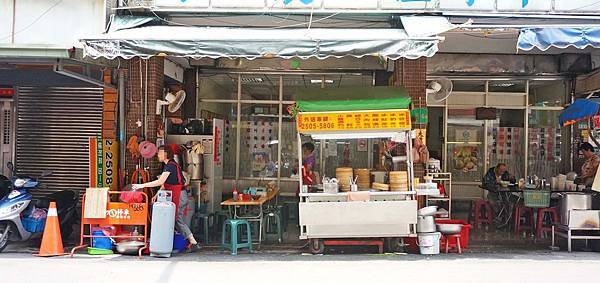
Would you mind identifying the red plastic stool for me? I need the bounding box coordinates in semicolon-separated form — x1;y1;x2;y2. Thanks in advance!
514;206;535;237
445;234;462;254
536;207;559;240
471;200;493;229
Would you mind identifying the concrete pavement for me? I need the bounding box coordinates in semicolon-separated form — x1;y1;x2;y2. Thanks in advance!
1;249;599;283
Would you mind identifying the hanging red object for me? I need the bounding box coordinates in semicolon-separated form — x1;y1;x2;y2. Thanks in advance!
0;88;14;97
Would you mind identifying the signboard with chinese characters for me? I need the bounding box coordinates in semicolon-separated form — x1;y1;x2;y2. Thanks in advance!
86;202;148;226
296;109;411;133
89;138;119;191
153;0;600;13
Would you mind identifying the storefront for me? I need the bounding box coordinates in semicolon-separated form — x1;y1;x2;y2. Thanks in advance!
74;5;600;255
425;76;571;200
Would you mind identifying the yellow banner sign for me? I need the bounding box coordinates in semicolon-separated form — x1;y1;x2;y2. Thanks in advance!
297;110;411;133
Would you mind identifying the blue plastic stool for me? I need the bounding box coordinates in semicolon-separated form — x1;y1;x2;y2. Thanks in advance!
263;211;282;243
221;219;253;255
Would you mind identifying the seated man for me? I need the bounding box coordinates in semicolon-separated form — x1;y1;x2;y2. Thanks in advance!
483;163;511;191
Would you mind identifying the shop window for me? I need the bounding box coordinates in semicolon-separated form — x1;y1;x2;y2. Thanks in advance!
198;74;238;101
239;103;279;178
528;80;567;106
200;103;237;178
527;110;567;178
280;114;300;179
281;73;373;101
241;75;280;101
487;109;526;179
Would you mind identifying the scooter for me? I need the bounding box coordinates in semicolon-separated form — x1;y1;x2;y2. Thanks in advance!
0;162;79;252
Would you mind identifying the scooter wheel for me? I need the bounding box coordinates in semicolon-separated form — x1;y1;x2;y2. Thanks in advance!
0;224;11;253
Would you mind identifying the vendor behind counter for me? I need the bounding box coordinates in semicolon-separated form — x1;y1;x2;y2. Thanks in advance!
577;142;600;186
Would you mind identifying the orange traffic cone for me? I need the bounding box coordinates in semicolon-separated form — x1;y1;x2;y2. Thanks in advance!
34;201;67;257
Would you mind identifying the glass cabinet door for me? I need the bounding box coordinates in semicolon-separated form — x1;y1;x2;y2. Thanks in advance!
446;109;485;182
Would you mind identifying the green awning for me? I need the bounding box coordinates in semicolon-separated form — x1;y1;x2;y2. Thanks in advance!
295;86;411;112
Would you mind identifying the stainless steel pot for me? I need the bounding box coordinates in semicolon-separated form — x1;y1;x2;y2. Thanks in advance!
417;215;436;233
560;192;592;225
187;150;204;180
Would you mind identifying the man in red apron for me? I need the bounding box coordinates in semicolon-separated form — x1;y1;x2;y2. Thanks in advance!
133;145;199;251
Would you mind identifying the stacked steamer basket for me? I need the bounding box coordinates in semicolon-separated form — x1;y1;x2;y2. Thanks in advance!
354;168;371;190
389;171;409;191
336;167;353;192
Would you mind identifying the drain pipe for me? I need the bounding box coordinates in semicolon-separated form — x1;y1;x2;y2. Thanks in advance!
118;70;126;174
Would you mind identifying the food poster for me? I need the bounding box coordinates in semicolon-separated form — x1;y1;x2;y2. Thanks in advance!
453;146;479;172
251;151;269;173
244;120;276;150
490;127;523;160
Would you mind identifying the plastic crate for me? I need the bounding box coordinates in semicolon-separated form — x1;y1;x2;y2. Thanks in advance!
22;217;45;233
435;219;471;251
523;190;550;208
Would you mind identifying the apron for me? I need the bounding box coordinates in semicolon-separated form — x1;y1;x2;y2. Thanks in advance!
163;161;187;218
296;165;314;196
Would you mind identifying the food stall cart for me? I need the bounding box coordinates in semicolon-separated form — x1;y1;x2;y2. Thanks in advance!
296;103;418;254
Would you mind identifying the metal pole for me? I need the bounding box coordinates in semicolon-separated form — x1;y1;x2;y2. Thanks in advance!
235;74;242;184
524;80;530;177
277;75;283;189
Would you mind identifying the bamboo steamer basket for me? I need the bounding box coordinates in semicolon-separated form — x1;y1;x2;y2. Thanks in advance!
336;167;353;191
372;182;390;191
390;184;409;192
354;168;371;189
389;171;408;191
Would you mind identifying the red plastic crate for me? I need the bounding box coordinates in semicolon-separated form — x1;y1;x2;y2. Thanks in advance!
435;219;471;250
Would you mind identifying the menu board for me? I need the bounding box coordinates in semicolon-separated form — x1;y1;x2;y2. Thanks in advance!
297;109;411;133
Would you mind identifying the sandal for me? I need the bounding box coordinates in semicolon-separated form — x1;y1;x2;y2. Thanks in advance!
186;243;201;253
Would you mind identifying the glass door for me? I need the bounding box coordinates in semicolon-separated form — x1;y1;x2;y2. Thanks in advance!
446;109;485;182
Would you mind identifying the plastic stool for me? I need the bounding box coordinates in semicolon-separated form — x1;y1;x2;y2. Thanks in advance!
277;205;289;232
264;211;282;243
536;207;559;240
213;210;230;240
471;200;493;229
193;213;212;244
445;234;462;254
514;206;535;237
221;219;253;255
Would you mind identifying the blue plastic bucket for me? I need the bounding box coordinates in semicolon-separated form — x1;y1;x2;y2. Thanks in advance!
92;230;113;250
173;233;187;252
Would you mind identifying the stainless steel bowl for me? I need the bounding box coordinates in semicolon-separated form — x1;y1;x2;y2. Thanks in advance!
436;224;462;235
115;240;145;255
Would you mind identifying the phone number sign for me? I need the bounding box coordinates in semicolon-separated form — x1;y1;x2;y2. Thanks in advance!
296;109;411;133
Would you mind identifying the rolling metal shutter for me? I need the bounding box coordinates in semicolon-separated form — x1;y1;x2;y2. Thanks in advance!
16;87;103;198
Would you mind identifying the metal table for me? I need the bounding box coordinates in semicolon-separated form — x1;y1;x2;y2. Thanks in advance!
220;188;279;247
552;223;600;252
